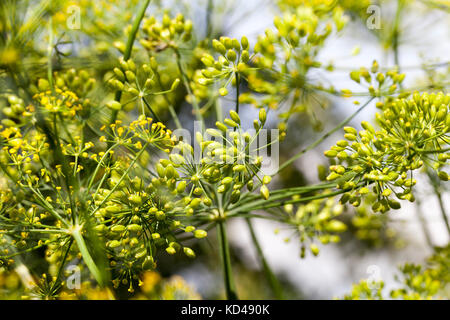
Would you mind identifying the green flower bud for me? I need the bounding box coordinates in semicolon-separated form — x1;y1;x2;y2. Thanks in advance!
262;175;272;185
376;73;385;84
127;224;143;232
113;67;125;81
38;79;50;91
135;249;147;259
206;128;222;137
105;204;122;213
108;240;121;248
324;150;338;158
337;151;348;160
325;220;347;232
183;247;196;258
388;200;401;210
125;70;136;82
230;190;241;203
241;50;250;63
371;60;379;73
344;133;357;141
336;140;348;148
189;198;201;208
156;210;166;220
194;229;207;239
127;87;139;96
150;57;158;71
106;100;122;111
212;39;226;54
317;165;327;181
229;110;241;124
359;187;370;194
151;233;160;239
219;87;228;96
166;247;176;255
213;121;227;133
344;127;357;135
350;71;360;83
176;181;187;193
260;185;270;200
128;194;142;205
361;121;375;133
221;177;233;185
156;163;166;178
94;224;107;233
111;225;126;233
310;244;320;256
438;171;449;181
171;78;181;91
259;108;267;124
142;256;156;270
241;36;249;50
326;172;340;181
224;118;238;127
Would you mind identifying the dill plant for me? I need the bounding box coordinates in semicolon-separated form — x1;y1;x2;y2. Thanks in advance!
0;0;448;300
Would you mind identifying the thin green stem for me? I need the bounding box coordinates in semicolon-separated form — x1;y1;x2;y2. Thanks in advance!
142;96;163;123
92;142;149;216
71;227;105;287
229;189;347;216
215;96;223;122
50;238;73;293
217;219;238;300
174;48;205;129
392;0;403;70
246;218;284;299
86;143;118;194
277;97;374;174
152;69;182;129
235;72;240;114
206;0;213;37
47;17;54;92
414;198;433;249
426;169;450;237
109;0;151;126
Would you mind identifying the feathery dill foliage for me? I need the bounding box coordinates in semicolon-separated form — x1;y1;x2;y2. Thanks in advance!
0;0;448;300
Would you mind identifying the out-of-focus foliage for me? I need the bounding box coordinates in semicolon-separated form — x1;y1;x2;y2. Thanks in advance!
344;244;450;300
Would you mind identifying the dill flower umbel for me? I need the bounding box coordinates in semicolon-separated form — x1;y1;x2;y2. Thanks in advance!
324;91;450;212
